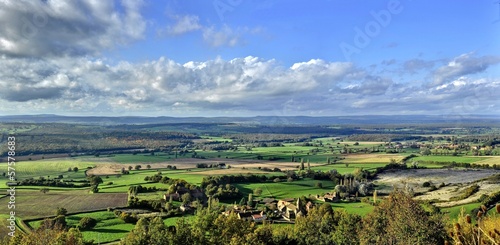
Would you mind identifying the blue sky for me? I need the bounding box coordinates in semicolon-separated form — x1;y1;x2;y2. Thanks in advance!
0;0;499;116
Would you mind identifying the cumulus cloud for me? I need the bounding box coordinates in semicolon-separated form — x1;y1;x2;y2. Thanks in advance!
0;56;359;114
0;0;146;57
432;53;500;86
2;52;499;116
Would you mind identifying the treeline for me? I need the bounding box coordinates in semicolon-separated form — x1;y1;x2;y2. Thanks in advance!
227;133;312;143
420;161;500;170
0;124;200;156
15;177;90;188
346;134;425;142
201;174;283;189
128;185;163;195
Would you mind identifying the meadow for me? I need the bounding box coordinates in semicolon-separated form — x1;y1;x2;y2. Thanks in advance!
235;178;336;200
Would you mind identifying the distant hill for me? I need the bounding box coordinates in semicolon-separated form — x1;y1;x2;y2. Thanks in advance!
1;114;499;125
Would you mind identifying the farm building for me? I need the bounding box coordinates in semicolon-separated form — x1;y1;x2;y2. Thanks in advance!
316;192;339;202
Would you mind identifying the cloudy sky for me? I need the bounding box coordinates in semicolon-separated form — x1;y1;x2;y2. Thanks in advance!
0;0;499;117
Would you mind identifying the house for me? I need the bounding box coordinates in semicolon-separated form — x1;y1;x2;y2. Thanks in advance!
316;192;339;202
237;212;253;221
223;209;266;222
251;212;267;223
163;192;180;201
277;198;306;221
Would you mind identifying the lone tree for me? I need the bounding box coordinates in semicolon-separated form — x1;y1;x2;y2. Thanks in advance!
40;188;50;194
55;207;68;216
79;217;97;230
360;190;446;245
87;175;103;193
73;167;79;172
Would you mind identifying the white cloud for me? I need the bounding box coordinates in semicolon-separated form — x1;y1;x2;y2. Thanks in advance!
432;53;500;86
202;25;241;47
161;15;201;36
0;56;357;114
0;54;498;116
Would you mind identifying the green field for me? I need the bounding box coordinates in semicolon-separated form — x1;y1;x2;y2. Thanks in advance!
311;163;388;174
441;202;481;222
330;201;375;216
0;159;93;180
413;156;485;164
108;153;187;163
235;178;336;200
163;215;195;226
27;211;135;243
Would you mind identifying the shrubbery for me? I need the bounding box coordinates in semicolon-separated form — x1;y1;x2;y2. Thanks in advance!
78;217;97;230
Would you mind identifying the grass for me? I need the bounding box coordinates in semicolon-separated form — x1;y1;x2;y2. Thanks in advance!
163;215;195;226
235;178;336;200
82;223;135;243
108;153;186;163
0;159;93;180
0;214;13;239
98;169;208;192
442;202;481;222
413;156;485;164
330;201;375;216
339;154;405;164
311;163;388;174
27;210;135;243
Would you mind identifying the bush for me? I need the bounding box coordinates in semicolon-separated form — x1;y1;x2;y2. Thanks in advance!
55;207;68;216
481;190;500;207
361;197;370;204
422;181;431;188
315;182;323;188
253;187;263;196
119;212;138;224
79;217;97;230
